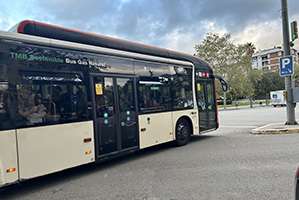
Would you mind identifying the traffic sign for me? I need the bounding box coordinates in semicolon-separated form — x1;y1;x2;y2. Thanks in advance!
279;56;294;76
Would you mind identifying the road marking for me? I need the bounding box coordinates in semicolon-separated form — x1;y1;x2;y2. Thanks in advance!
220;126;257;128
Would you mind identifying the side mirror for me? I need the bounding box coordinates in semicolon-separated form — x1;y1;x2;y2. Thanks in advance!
211;74;228;92
220;79;228;92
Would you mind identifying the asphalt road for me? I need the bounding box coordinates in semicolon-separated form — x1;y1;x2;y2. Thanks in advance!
1;106;299;200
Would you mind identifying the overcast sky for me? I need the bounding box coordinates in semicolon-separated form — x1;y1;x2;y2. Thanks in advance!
0;0;298;54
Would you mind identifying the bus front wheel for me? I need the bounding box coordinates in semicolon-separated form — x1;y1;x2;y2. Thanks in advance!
175;118;191;146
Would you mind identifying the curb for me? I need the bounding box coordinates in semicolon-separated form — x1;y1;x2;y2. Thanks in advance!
218;105;270;111
251;123;299;135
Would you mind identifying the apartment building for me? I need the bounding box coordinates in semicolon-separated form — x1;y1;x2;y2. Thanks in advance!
252;47;298;70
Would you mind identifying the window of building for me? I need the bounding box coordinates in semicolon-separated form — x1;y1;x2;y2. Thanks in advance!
262;56;267;61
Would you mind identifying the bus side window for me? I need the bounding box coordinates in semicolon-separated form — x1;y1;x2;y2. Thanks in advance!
15;71;88;128
138;78;171;113
0;83;15;130
171;66;193;109
135;61;172;113
0;63;15;130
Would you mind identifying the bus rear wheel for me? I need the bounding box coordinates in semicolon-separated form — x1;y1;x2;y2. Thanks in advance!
175;118;191;146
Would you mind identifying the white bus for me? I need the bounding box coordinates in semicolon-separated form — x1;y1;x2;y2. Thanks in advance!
0;20;227;188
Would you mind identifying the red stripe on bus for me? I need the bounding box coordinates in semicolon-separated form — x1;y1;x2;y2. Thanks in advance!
17;20;34;33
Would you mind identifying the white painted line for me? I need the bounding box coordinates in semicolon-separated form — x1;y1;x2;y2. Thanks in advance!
220;126;257;128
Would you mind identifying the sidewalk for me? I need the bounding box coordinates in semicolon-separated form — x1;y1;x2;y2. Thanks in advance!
218;105;299;134
251;123;299;135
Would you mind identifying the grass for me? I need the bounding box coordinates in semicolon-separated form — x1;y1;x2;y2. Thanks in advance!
217;101;265;108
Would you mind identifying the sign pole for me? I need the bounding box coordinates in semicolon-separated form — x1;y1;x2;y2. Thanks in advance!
281;0;297;125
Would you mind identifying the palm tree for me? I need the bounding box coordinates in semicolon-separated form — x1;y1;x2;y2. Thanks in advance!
246;42;256;56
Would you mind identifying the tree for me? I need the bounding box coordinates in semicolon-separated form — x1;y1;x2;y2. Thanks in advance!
226;66;252;99
195;33;235;75
254;70;284;98
237;43;256;75
245;42;256;56
195;33;254;101
248;69;262;97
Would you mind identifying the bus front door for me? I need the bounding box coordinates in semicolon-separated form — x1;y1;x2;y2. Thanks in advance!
196;80;217;132
92;76;138;157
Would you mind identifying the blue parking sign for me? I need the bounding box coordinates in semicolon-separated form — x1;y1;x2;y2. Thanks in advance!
280;56;294;76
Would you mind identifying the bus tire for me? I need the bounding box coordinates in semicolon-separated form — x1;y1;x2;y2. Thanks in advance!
175;118;191;146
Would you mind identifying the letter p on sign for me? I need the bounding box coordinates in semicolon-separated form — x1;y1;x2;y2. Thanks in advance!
279;56;294;76
282;58;290;68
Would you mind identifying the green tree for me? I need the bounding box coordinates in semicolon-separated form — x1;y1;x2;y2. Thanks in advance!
248;69;262;97
195;33;235;75
226;66;252;98
254;70;285;98
239;43;256;74
245;42;256;56
195;33;254;100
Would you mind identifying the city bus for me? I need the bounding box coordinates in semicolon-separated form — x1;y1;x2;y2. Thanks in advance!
0;20;227;188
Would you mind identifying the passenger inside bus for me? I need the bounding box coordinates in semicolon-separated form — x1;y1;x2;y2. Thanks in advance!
75;85;88;119
18;86;46;124
46;85;62;120
61;84;74;116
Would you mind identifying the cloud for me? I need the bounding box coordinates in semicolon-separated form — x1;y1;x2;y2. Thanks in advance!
1;0;299;53
0;4;16;31
0;19;16;31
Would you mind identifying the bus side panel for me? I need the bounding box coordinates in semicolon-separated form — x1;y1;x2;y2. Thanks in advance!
0;130;19;187
17;121;95;180
139;112;173;149
172;109;199;136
